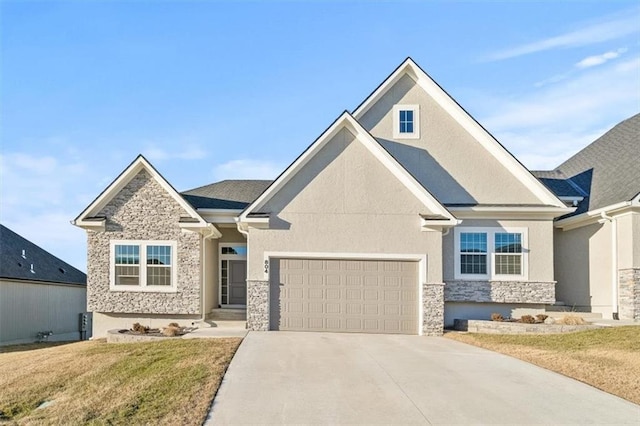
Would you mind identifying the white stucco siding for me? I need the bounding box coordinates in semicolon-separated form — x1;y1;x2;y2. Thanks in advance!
443;219;555;282
0;280;87;345
249;127;442;283
358;74;541;206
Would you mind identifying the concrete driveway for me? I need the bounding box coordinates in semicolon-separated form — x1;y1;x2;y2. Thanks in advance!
207;332;640;425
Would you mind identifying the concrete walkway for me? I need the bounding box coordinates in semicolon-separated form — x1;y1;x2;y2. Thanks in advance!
207;332;639;425
182;321;247;339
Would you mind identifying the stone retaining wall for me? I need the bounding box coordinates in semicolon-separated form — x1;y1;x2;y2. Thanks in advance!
445;280;555;304
453;319;602;334
247;280;270;331
618;268;640;321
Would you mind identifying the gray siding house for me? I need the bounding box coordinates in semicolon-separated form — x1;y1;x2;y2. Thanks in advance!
73;58;638;338
0;225;88;345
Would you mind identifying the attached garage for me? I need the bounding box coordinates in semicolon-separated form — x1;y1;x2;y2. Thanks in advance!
269;258;419;334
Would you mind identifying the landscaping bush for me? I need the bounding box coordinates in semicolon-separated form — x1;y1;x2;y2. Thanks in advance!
162;326;181;337
490;313;504;322
556;315;587;325
168;322;180;328
519;315;536;324
535;314;549;323
132;322;149;334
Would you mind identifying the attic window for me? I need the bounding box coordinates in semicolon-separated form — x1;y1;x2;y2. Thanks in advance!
393;104;420;139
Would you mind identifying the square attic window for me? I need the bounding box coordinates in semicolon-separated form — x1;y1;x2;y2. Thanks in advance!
393;104;420;139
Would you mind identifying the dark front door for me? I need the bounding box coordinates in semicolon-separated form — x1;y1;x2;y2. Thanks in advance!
228;260;247;305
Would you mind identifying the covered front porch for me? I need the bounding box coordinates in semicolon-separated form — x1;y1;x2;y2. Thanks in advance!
201;224;248;319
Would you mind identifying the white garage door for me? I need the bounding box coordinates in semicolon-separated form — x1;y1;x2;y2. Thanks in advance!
270;258;418;334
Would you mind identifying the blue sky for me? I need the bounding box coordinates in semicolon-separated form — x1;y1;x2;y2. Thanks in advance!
2;1;639;271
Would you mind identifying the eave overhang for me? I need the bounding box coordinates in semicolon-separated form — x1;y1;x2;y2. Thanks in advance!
555;200;639;231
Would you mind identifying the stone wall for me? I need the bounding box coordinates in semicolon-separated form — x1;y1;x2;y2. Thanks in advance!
247;280;269;331
422;283;444;336
87;170;201;314
444;280;555;304
618;268;640;320
453;319;602;334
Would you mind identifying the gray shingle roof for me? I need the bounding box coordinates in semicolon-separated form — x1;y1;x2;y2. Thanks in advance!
0;225;86;286
181;180;273;210
534;113;640;216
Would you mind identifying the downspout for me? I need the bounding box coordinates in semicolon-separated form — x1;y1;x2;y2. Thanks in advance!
599;212;619;319
197;224;219;325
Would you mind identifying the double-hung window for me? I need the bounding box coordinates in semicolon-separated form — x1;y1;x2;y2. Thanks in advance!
454;228;527;279
393;104;420;139
111;240;177;292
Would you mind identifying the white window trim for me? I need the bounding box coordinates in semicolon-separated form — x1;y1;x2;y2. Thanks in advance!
219;243;247;306
109;240;178;293
453;227;528;280
393;104;420;139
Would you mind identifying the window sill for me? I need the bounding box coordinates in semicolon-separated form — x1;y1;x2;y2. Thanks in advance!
109;286;178;293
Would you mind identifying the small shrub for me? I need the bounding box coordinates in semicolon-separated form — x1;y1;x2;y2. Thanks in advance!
132;323;149;334
168;322;180;328
519;315;536;324
535;314;549;323
162;326;181;337
556;315;587;325
490;313;504;322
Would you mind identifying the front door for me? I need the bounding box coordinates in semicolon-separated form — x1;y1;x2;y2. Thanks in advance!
228;260;247;305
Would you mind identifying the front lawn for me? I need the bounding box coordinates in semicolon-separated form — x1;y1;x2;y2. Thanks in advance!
0;338;242;425
445;326;640;404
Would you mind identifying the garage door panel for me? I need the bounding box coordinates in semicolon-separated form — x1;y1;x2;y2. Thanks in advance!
270;258;418;334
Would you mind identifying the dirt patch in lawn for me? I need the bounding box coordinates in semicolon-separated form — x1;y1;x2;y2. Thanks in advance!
0;338;242;425
445;326;640;405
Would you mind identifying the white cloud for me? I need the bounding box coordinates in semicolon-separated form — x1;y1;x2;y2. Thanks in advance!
212;159;283;181
576;48;628;68
487;10;639;61
477;56;640;169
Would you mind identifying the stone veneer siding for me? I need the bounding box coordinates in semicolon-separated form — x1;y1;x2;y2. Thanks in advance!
618;268;640;320
87;170;201;314
444;280;555;304
246;280;269;331
423;283;444;336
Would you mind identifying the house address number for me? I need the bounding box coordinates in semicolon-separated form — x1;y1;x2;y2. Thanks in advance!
264;259;269;274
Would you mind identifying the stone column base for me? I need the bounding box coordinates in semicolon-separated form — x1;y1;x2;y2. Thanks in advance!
423;283;445;336
247;280;269;331
619;268;640;321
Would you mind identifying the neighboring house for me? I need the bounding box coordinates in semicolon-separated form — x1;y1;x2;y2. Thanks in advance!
534;114;640;320
0;225;88;345
74;57;580;338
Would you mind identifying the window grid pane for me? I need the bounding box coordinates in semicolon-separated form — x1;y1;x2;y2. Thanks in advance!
115;245;139;265
399;109;414;133
460;254;487;274
495;233;522;253
221;260;228;304
460;233;487;253
495;254;522;275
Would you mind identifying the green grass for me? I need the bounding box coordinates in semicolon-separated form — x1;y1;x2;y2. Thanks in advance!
0;338;241;425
